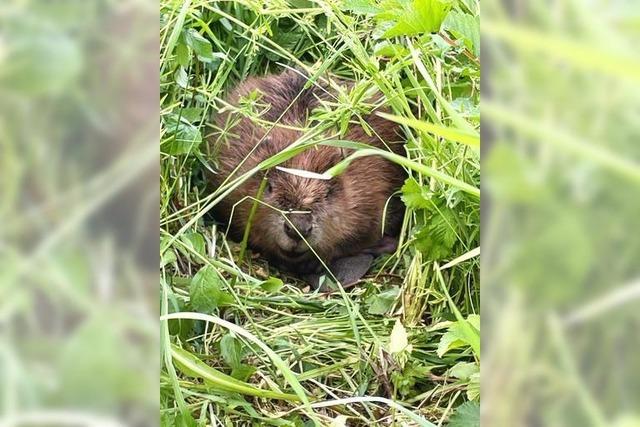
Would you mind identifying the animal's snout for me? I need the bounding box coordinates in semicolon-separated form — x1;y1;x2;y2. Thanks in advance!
284;214;313;241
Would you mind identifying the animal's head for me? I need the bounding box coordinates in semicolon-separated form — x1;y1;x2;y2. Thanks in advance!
245;143;354;272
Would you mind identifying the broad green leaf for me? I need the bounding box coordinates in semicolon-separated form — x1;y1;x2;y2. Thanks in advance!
467;372;480;401
184;29;214;62
413;208;457;260
260;277;284;293
448;401;480;427
374;41;410;58
180;232;206;261
444;11;480;57
437;328;466;357
344;0;382;14
220;334;243;370
436;315;480;357
189;266;232;312
377;0;453;38
367;286;400;315
174;66;188;88
161;248;177;268
449;361;478;380
389;319;412;354
231;364;257;382
401;178;431;210
175;41;190;67
162;114;203;155
467;314;480;332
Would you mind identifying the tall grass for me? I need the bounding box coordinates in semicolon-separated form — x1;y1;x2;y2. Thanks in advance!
160;1;480;425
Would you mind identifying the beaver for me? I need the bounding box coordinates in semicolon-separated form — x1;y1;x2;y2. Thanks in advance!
208;69;406;286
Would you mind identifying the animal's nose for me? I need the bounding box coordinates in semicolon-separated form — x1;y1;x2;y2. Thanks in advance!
284;216;313;240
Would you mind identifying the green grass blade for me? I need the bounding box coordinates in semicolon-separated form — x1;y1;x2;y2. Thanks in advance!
171;344;300;401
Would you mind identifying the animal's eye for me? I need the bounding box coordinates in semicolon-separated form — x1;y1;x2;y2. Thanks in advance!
264;180;272;195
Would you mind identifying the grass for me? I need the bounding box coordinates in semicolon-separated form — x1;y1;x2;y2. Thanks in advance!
160;0;480;425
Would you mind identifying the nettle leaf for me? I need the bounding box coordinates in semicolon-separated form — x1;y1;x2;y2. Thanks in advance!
437;315;480;357
401;177;431;210
377;0;453;38
344;0;382;14
413;207;457;260
189;266;232;312
162;114;203;155
367;286;400;315
444;11;480;57
448;401;480;427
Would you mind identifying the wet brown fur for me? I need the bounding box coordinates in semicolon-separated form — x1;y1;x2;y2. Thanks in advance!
208;70;406;274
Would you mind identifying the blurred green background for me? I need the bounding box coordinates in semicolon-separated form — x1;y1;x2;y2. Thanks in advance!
0;1;159;425
483;0;640;425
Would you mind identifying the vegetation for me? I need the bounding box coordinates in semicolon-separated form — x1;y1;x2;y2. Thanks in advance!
160;0;480;425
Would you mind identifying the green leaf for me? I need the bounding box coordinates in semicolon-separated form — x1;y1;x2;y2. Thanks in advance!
184;29;214;62
413;207;457;260
260;277;284;293
448;401;479;427
449;362;478;380
467;372;480;401
389;319;411;354
444;11;480;57
175;40;190;67
189;266;231;312
437;327;466;357
174;411;198;427
437;315;480;357
467;314;480;332
231;364;257;382
180;232;206;261
377;0;453;38
374;41;410;58
367;286;400;315
344;0;382;14
161;248;177;268
401;178;431;210
174;66;188;88
220;334;243;370
162;114;203;156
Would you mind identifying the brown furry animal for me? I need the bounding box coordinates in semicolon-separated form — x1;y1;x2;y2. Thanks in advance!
208;70;405;283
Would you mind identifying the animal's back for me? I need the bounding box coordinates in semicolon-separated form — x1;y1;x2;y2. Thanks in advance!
208;70;406;276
